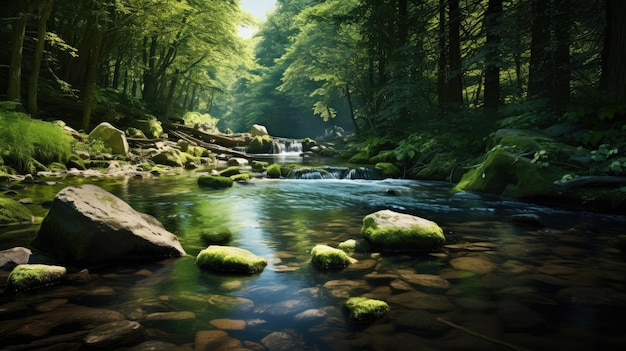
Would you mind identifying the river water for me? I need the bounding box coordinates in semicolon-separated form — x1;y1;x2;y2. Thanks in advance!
1;174;626;350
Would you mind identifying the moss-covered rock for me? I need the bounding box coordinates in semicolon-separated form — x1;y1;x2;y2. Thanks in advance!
7;264;66;292
247;135;273;154
195;245;267;274
344;297;390;324
311;244;356;269
375;162;401;178
151;148;185;167
231;173;251;182
0;197;33;225
198;175;234;188
347;151;370;164
200;229;233;245
361;210;445;252
267;163;281;178
338;239;371;253
302;138;317;152
126;127;147;139
219;166;240;177
66;154;86;170
251;161;269;172
452;146;564;199
88;122;129;155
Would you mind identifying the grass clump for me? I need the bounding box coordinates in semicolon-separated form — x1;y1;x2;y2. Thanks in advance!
0;109;73;173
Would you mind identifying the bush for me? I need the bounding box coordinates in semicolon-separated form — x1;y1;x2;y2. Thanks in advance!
0;110;73;173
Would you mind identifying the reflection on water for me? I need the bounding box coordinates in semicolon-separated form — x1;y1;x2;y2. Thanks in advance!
2;175;626;350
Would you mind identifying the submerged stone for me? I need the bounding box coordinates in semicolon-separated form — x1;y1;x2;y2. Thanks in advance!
198;175;234;188
361;210;445;251
83;320;145;349
196;245;267;274
7;264;66;292
344;297;390;324
0;197;33;225
311;244;357;269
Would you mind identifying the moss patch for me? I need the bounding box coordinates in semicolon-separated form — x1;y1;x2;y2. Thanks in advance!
247;135;273;154
251;161;268;172
311;244;356;269
375;162;401;177
0;197;33;225
200;228;233;245
231;173;251;182
361;210;445;251
347;151;370;164
452;147;564;199
7;264;67;292
344;297;390;324
219;166;240;177
198;175;234;188
267;164;281;178
195;245;267;274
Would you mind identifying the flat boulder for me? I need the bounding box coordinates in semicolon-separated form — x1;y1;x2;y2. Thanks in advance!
88;122;129;155
32;185;186;264
196;245;267;274
250;124;269;137
361;210;445;251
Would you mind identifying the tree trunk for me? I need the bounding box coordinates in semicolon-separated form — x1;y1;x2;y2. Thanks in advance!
437;0;448;111
483;0;503;111
550;0;571;108
447;0;463;107
600;0;626;101
28;0;55;114
82;28;104;131
164;69;179;123
8;13;27;102
528;0;552;100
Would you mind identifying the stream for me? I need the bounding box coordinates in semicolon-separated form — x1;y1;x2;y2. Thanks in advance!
1;172;626;350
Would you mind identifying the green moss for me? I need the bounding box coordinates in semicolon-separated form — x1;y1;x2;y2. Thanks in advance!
231;173;251;181
7;264;66;292
200;228;233;245
344;297;390;324
375;162;401;177
414;153;458;181
0;197;33;225
195;245;267;274
251;161;268;172
347;151;370;164
219;166;240;177
267;163;281;178
247;135;273;154
452;147;564;199
198;175;234;188
302;138;317;151
311;244;356;269
361;210;445;251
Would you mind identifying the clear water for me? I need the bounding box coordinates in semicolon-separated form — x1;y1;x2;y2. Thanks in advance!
1;175;626;350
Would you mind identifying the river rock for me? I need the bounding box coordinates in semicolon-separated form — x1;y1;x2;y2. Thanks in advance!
0;197;34;225
250;124;269;137
344;297;389;324
261;331;297;351
31;184;186;264
83;320;145;349
449;256;496;275
151;148;185;167
7;264;67;292
210;318;246;330
127;340;184;351
387;291;454;311
88;122;129;155
0;247;32;269
196;245;267;274
311;244;356;269
361;210;445;251
195;330;242;351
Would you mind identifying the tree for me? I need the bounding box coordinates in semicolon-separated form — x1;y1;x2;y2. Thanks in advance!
483;0;502;110
7;1;29;102
600;0;626;101
527;0;551;100
27;0;55;114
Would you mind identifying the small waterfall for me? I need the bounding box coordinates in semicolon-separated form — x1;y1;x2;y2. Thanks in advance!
287;168;335;179
272;139;303;154
345;167;385;180
287;166;384;180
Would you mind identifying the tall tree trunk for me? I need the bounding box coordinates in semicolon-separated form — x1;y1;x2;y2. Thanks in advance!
111;53;122;90
600;0;626;101
28;0;55;114
8;12;27;102
437;0;448;111
550;0;571;108
142;36;158;101
164;69;179;123
82;28;104;131
484;0;503;111
345;85;359;133
447;0;463;107
528;0;552;100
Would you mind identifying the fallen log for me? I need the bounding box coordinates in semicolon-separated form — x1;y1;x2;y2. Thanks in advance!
169;124;250;148
169;130;250;159
553;176;626;191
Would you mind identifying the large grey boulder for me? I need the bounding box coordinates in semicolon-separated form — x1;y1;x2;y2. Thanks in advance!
88;122;129;155
32;185;186;264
